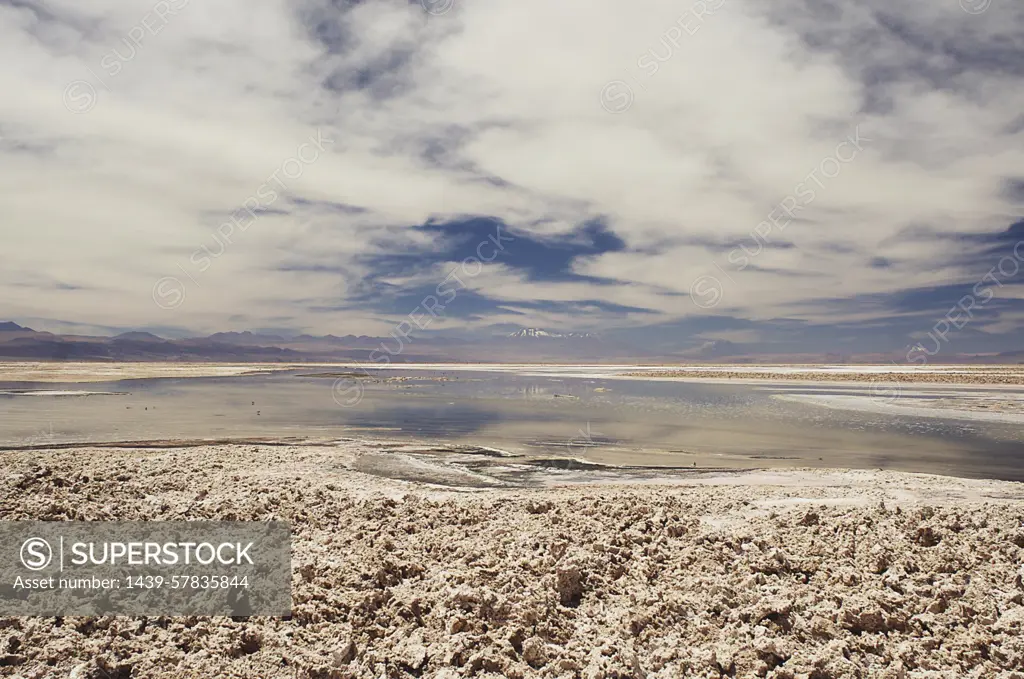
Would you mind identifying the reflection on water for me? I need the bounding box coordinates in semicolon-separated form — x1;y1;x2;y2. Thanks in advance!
0;368;1022;481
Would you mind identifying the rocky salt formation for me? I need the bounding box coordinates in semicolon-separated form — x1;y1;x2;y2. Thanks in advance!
2;442;1024;678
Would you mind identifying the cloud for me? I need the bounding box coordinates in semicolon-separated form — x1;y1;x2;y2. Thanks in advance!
1;0;1023;352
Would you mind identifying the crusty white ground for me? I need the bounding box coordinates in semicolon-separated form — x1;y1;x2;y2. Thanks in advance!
623;366;1024;386
773;392;1024;423
0;362;292;383
2;442;1024;678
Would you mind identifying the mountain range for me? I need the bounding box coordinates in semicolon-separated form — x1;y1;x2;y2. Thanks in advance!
0;322;1021;364
0;323;622;363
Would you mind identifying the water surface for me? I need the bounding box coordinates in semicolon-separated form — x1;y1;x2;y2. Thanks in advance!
1;367;1022;481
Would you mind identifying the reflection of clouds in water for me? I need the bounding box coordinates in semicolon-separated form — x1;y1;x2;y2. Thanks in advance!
568;422;598;455
516;384;552;398
1;369;1021;479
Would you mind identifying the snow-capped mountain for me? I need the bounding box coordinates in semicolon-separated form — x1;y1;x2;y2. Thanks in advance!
506;328;599;340
678;339;740;358
507;328;558;338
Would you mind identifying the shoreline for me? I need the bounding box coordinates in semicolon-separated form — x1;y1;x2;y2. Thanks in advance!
5;361;1024;387
0;362;293;384
2;441;1024;677
622;367;1024;386
773;392;1024;424
0;431;1019;484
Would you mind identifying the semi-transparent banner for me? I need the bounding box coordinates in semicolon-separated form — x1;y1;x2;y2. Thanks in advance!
0;521;291;616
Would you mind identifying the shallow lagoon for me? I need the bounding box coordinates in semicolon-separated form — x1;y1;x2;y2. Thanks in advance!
1;366;1022;481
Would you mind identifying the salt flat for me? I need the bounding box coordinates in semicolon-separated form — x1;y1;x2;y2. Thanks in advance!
623;365;1024;386
775;392;1024;424
334;362;1024;385
2;440;1024;678
4;361;1023;386
0;362;293;383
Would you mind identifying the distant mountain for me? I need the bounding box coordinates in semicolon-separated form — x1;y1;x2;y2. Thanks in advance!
0;321;1017;364
112;331;165;342
508;328;559;339
678;340;740;359
507;328;599;340
207;331;287;346
0;336;306;361
0;321;45;344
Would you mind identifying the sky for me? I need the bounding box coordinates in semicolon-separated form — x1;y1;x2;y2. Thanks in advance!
2;0;1023;355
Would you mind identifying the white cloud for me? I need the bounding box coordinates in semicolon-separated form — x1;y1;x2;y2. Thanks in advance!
1;0;1022;342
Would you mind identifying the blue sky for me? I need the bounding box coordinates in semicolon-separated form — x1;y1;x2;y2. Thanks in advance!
1;0;1023;354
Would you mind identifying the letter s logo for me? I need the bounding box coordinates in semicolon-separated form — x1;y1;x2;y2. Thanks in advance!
21;538;53;571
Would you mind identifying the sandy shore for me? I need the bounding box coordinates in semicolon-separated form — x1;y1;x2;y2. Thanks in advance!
2;441;1024;678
